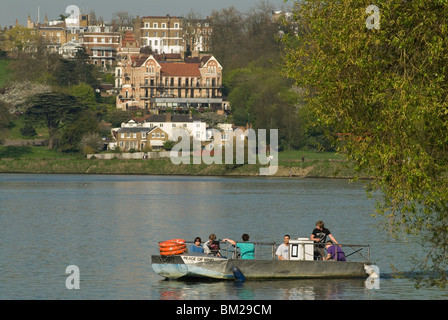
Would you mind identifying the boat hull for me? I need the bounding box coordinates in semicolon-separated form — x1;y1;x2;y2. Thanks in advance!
151;254;369;280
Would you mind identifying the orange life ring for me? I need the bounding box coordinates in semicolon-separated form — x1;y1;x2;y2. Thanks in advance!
159;239;186;248
159;244;186;252
160;248;187;256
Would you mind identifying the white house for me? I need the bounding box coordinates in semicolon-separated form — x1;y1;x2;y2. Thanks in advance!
120;112;207;142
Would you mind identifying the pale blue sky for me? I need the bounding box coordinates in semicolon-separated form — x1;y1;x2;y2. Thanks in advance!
2;0;292;27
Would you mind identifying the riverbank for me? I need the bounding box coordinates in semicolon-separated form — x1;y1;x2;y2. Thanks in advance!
0;156;367;178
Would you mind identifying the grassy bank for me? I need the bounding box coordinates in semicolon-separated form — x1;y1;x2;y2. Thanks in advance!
0;146;366;178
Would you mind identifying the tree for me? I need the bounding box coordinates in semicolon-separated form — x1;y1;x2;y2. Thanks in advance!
210;7;245;70
0;81;52;113
3;25;37;53
7;37;60;83
112;11;134;30
283;0;448;287
25;92;85;149
59;111;99;153
225;64;301;149
53;48;100;88
79;132;104;155
0;100;12;143
71;83;97;110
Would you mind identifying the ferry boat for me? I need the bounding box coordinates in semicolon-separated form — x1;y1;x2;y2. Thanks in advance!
151;238;373;281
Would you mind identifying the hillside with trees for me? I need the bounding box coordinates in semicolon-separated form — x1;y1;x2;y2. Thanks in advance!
0;2;328;155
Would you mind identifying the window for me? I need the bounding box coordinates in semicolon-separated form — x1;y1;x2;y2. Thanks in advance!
161;133;165;138
162;23;166;28
157;133;160;138
153;23;158;28
152;133;156;138
120;133;124;138
133;133;137;138
142;132;146;138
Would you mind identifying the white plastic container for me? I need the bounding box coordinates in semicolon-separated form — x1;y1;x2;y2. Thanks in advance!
289;238;314;261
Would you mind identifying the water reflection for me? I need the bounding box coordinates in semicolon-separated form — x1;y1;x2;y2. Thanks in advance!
153;278;370;300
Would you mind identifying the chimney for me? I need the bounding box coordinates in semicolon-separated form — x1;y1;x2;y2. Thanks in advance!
166;112;171;122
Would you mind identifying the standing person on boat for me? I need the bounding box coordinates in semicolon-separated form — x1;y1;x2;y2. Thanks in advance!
276;235;291;260
325;240;346;261
190;236;204;253
310;221;339;260
223;234;255;259
203;233;221;257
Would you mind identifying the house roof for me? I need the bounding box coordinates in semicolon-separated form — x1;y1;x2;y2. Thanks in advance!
127;54;217;75
160;62;201;77
130;54;150;67
117;127;152;133
117;126;167;134
146;114;201;123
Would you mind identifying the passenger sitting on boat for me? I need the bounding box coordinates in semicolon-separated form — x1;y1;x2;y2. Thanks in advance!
203;233;221;257
276;235;290;260
223;233;255;259
190;236;204;253
325;240;346;261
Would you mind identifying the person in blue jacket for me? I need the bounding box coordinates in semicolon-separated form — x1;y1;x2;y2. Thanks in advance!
190;236;204;253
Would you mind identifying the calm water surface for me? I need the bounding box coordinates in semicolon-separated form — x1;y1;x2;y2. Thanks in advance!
0;173;446;300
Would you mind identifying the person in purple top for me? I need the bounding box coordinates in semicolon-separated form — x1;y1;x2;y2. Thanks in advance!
325;240;346;261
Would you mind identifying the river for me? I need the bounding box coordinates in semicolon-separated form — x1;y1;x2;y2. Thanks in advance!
0;173;446;300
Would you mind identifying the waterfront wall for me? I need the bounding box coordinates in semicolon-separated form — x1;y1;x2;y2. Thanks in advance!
86;151;175;160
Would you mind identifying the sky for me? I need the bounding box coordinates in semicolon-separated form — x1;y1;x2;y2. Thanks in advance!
1;0;292;27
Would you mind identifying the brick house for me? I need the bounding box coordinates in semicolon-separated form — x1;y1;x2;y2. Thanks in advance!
80;25;120;69
115;53;223;112
115;125;168;151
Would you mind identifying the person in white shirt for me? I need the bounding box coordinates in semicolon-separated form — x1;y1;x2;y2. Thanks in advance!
276;235;290;260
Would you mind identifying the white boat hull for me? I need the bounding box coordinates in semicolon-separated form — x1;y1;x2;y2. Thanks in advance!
151;253;370;280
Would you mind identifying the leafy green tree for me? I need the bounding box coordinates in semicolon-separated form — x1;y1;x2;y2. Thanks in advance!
0;100;12;143
53;48;99;89
59;111;100;153
3;25;37;53
283;0;448;286
71;83;97;110
225;64;302;149
25;92;85;149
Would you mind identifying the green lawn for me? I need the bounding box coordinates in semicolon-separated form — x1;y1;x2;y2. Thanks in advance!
0;145;82;159
7;116;49;140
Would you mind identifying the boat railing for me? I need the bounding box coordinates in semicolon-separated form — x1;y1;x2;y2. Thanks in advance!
184;241;370;262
